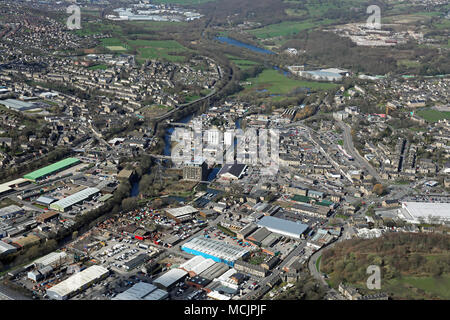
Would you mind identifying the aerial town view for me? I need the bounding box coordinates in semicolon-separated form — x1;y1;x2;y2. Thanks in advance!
0;0;449;310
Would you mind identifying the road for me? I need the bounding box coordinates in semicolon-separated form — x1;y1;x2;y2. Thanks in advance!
337;120;381;182
307;224;353;288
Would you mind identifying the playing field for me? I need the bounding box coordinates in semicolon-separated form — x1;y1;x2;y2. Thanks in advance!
131;40;190;62
243;69;337;95
416;109;450;123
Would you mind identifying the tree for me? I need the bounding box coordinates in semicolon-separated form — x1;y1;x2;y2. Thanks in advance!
122;197;138;212
373;184;385;196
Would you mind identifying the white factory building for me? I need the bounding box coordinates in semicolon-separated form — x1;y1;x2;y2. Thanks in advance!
398;202;450;224
46;265;109;300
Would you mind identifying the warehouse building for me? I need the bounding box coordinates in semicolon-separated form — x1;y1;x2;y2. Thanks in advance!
0;99;38;111
27;266;53;282
398;202;450;224
165;205;198;223
33;251;68;268
199;262;229;281
257;216;308;239
246;227;272;246
153;268;188;290
24;158;81;182
46;265;109;300
50;187;100;212
186;275;211;290
236;223;258;240
181;237;249;267
35;211;60;223
113;282;168;300
0;205;24;219
35;196;57;206
0;178;29;197
179;256;216;277
0;241;17;256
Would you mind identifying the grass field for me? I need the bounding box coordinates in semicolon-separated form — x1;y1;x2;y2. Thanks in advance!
385;275;450;299
416;109;450;123
226;55;259;70
248;21;318;39
242;69;337;95
101;37;130;51
134;40;189;62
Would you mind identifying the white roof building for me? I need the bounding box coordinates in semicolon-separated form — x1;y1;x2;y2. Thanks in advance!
399;202;450;224
50;187;100;212
165;205;198;218
153;268;187;290
33;251;67;268
46;265;109;300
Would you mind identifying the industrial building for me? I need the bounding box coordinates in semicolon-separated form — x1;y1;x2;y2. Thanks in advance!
113;282;168;300
33;251;68;268
181;237;249;267
0;241;17;256
0;205;24;219
23;158;81;182
35;196;57;206
35;211;60;223
0;178;29;197
398;202;450;224
27;266;53;282
198;262;229;281
0;99;38;111
179;255;216;277
256;216;308;239
164;205;198;223
153;268;188;290
50;187;100;212
46;265;109;300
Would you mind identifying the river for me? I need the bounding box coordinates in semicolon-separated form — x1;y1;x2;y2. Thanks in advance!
215;36;275;55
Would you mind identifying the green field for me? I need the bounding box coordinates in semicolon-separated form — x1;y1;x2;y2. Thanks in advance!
248;21;318;39
226;55;259;70
100;38;130;51
416;109;450;123
243;69;337;95
133;40;190;62
385;275;450;299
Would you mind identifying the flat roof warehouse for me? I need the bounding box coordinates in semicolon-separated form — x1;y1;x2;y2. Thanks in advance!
50;187;100;212
23;158;81;182
46;265;109;300
257;216;309;239
181;237;249;266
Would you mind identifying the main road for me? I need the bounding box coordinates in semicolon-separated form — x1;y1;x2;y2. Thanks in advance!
336;120;381;182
